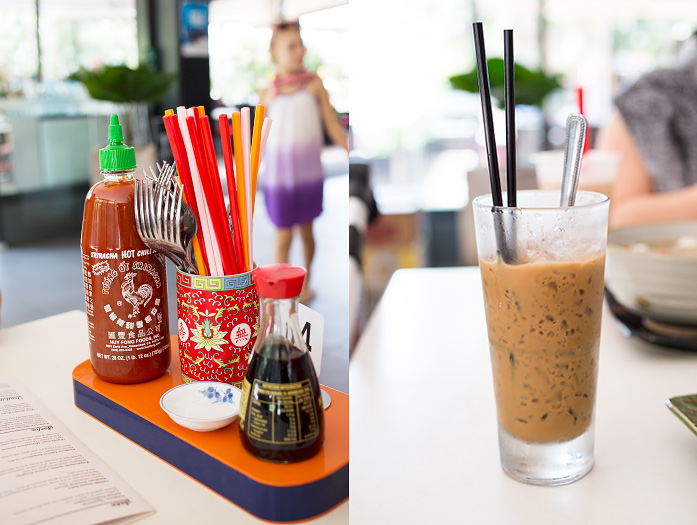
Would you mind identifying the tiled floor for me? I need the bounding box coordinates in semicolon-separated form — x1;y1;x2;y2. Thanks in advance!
0;168;348;393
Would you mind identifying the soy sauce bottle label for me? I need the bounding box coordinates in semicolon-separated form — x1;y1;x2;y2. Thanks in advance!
244;378;321;445
239;378;251;431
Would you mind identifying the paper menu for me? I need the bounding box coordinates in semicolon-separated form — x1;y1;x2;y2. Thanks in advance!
0;379;154;525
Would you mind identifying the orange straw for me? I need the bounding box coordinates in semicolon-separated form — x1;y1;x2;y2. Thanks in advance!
250;104;265;211
219;114;246;274
231;112;249;271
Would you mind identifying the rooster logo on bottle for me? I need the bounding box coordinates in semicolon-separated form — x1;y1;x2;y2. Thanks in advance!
121;272;153;319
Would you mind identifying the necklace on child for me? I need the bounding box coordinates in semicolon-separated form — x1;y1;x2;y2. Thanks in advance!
274;69;316;88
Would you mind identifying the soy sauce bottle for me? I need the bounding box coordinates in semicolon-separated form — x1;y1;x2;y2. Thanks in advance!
239;264;324;462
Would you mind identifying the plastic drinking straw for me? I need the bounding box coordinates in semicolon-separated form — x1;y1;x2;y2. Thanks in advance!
504;29;517;208
254;118;272;213
576;86;591;154
178;106;218;276
199;114;239;274
231;112;250;271
503;29;518;263
164;113;208;274
219;114;246;274
181;192;207;275
185;115;233;276
177;106;221;276
473;22;503;207
259;118;272;167
162;113;206;275
187;106;233;274
163;115;198;214
473;22;513;263
250;104;265;210
241;107;253;267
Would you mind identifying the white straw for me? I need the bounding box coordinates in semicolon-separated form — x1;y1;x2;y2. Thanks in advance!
241;107;253;267
258;118;272;168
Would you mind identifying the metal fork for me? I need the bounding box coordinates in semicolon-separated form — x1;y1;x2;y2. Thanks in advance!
135;176;190;271
134;175;198;273
158;180;198;274
149;163;175;241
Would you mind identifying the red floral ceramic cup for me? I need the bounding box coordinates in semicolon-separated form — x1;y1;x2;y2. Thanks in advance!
176;267;259;387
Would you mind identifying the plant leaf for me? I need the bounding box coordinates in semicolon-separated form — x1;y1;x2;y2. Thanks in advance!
68;65;177;103
449;58;561;109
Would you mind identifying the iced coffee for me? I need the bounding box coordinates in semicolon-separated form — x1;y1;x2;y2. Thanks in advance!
473;190;609;485
480;256;605;443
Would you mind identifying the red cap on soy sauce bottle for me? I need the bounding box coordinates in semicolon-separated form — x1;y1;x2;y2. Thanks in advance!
238;264;324;462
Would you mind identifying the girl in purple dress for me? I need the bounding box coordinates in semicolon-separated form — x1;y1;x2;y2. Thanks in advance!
259;21;347;302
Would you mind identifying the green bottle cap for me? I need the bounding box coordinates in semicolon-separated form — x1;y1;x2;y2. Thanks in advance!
99;114;136;171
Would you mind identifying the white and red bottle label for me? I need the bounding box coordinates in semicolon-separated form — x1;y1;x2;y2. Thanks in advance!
82;248;168;366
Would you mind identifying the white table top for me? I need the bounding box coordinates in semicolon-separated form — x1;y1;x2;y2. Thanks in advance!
0;310;348;524
350;267;697;525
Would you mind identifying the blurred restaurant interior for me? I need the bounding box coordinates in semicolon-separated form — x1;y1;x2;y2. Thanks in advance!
2;0;697;384
348;0;697;346
0;0;349;391
4;0;697;521
0;0;697;366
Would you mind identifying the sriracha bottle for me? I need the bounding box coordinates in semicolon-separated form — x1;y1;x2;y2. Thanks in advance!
80;114;170;383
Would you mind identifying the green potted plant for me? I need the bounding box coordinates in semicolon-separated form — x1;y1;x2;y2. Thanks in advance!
69;64;177;146
449;58;561;109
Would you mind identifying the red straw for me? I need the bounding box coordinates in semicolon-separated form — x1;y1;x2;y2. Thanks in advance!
219;114;246;274
162;114;210;275
198;114;239;274
577;86;591;154
184;115;234;275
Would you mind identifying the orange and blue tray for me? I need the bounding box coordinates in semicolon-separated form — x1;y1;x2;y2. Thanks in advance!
72;337;348;523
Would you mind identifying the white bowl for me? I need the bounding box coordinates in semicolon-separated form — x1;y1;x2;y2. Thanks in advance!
160;382;242;432
607;222;697;325
530;150;620;195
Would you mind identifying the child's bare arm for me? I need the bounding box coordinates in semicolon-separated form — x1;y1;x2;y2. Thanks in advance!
309;77;348;153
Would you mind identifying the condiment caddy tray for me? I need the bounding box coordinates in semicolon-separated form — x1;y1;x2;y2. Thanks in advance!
72;337;348;523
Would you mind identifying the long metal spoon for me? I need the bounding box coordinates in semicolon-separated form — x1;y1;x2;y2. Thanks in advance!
560;113;588;207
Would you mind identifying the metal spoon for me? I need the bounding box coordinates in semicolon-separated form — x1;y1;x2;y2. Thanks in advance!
560;113;588;207
173;196;199;273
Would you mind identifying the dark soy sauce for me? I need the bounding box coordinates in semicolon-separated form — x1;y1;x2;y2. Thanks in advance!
239;340;324;462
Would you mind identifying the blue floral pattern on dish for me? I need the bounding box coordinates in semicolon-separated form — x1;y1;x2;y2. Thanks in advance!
199;386;236;404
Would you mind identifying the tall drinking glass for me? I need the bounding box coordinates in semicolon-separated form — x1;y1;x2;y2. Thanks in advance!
473;190;609;485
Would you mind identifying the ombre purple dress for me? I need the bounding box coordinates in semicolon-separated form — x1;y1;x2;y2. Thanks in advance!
261;82;324;228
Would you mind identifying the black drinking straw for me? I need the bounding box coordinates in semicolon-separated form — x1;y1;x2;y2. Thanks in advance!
473;22;503;207
473;22;513;262
504;29;517;207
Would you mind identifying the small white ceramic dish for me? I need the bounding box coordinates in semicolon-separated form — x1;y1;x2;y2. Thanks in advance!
607;221;697;325
160;382;242;432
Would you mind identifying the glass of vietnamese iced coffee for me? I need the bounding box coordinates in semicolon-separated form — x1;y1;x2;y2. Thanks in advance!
473;190;609;486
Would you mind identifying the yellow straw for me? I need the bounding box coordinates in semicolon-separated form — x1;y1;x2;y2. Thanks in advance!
250;104;265;212
231;112;249;271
